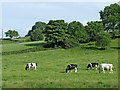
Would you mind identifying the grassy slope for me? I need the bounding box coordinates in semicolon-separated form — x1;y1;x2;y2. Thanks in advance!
2;41;45;52
2;39;119;88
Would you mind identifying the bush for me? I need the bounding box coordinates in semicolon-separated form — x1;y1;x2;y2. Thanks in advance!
30;29;44;41
62;38;79;49
14;36;31;43
95;31;111;49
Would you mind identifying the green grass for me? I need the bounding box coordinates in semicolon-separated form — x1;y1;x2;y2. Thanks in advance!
2;41;45;52
2;38;119;88
2;39;14;44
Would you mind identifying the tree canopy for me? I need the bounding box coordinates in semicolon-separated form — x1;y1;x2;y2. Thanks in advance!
99;3;120;37
68;21;89;43
95;31;111;49
30;29;44;41
44;20;70;48
23;3;119;49
5;30;19;38
85;21;104;41
27;21;47;41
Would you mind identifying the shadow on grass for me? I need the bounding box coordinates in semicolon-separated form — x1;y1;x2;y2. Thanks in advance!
88;43;94;45
111;47;120;50
81;46;99;50
25;42;46;47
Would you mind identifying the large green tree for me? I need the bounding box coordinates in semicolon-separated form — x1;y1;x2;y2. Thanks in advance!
44;20;70;48
99;3;120;37
30;29;44;41
68;21;89;43
5;30;19;38
85;21;104;41
27;21;47;41
95;31;111;50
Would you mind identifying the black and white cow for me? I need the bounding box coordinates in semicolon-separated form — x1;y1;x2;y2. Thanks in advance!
87;63;98;70
25;63;37;70
66;64;77;73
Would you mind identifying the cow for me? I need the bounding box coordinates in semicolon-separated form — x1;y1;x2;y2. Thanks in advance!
87;63;98;70
66;64;77;73
98;64;113;73
25;63;37;70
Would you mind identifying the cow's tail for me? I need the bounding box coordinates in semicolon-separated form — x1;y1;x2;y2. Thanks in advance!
36;63;37;66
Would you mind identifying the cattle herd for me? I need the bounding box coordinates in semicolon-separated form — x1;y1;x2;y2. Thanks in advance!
25;62;113;73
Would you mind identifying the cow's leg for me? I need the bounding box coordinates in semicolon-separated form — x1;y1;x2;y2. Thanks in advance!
68;70;69;73
95;65;98;70
111;69;113;73
103;68;105;73
35;66;36;70
95;67;97;70
75;67;77;72
109;69;113;73
29;66;31;70
71;70;72;72
110;66;113;73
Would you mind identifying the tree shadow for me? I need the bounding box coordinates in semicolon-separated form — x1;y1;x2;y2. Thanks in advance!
25;42;46;47
87;43;94;45
111;47;120;50
81;46;100;50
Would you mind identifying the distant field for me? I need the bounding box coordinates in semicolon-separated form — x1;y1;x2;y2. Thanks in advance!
2;40;45;52
2;39;14;44
2;38;119;88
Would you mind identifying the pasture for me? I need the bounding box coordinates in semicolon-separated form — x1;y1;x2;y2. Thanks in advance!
2;38;119;88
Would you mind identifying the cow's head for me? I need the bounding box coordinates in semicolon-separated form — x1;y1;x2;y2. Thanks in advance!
66;69;68;73
66;65;70;73
87;64;91;69
25;64;29;70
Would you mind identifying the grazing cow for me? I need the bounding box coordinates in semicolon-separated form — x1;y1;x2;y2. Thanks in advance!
66;64;77;73
98;64;113;73
25;63;37;70
87;63;98;70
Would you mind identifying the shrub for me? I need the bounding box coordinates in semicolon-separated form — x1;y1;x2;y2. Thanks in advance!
95;31;111;49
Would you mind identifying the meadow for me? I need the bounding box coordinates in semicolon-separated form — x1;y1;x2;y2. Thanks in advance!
2;38;119;88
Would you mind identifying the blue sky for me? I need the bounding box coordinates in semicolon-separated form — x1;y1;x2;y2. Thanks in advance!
1;1;119;37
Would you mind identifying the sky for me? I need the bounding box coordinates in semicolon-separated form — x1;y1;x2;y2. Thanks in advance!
0;0;120;38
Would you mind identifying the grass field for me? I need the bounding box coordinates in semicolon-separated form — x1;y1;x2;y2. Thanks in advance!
2;38;119;88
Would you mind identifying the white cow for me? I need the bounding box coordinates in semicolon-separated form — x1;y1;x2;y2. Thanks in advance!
25;63;37;70
98;64;113;73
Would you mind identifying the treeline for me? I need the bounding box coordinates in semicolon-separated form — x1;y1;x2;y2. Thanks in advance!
4;3;120;49
25;3;119;49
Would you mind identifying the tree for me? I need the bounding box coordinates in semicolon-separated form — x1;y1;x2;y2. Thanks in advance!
95;31;111;50
5;30;19;38
44;20;70;48
27;21;47;41
68;21;89;43
30;29;44;41
99;3;120;38
85;21;104;41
